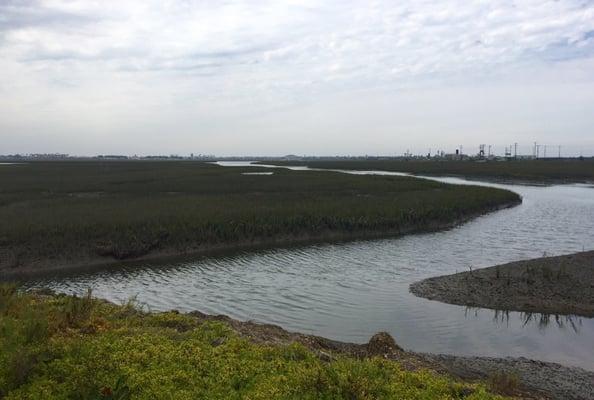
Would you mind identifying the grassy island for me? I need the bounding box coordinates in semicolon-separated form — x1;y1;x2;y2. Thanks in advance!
0;285;512;399
257;159;594;184
0;161;520;276
411;251;594;317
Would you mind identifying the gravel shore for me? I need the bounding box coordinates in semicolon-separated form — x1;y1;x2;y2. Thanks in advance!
423;354;594;400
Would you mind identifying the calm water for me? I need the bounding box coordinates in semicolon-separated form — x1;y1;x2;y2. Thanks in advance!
25;163;594;369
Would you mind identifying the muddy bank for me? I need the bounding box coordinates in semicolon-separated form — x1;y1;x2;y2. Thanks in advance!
0;199;520;279
188;310;593;400
410;251;594;317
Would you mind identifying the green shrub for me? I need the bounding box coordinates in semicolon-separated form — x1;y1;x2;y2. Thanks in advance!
0;291;509;399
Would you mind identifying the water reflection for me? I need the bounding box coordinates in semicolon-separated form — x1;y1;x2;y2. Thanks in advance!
522;312;583;333
465;307;583;333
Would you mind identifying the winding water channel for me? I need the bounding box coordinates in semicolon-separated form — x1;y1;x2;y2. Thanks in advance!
25;162;594;370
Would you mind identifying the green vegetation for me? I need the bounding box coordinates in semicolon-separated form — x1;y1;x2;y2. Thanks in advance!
259;159;594;183
0;161;519;273
0;285;509;399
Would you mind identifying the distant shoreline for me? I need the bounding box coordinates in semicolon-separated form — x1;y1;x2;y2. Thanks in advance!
255;159;594;185
410;251;594;317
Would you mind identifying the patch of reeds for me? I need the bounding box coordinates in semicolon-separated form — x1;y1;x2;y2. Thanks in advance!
0;161;521;269
488;370;520;396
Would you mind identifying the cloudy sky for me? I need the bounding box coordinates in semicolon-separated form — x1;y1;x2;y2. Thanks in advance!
1;1;594;156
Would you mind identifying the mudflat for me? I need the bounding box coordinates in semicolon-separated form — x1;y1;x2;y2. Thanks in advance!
410;251;594;317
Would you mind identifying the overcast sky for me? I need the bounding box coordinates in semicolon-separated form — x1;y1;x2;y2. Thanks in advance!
1;1;594;156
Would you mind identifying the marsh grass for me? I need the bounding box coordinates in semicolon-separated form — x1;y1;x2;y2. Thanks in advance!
0;283;18;313
522;263;570;284
0;284;510;399
0;161;520;271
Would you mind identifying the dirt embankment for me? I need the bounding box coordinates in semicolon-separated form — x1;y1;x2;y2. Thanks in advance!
410;251;594;317
188;310;594;400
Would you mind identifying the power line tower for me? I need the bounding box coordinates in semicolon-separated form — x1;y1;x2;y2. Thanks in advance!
505;145;512;159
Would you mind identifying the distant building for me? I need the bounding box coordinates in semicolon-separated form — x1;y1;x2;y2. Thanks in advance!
282;154;303;161
97;155;128;160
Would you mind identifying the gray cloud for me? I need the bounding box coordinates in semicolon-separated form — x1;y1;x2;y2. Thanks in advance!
0;0;593;156
0;1;99;33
